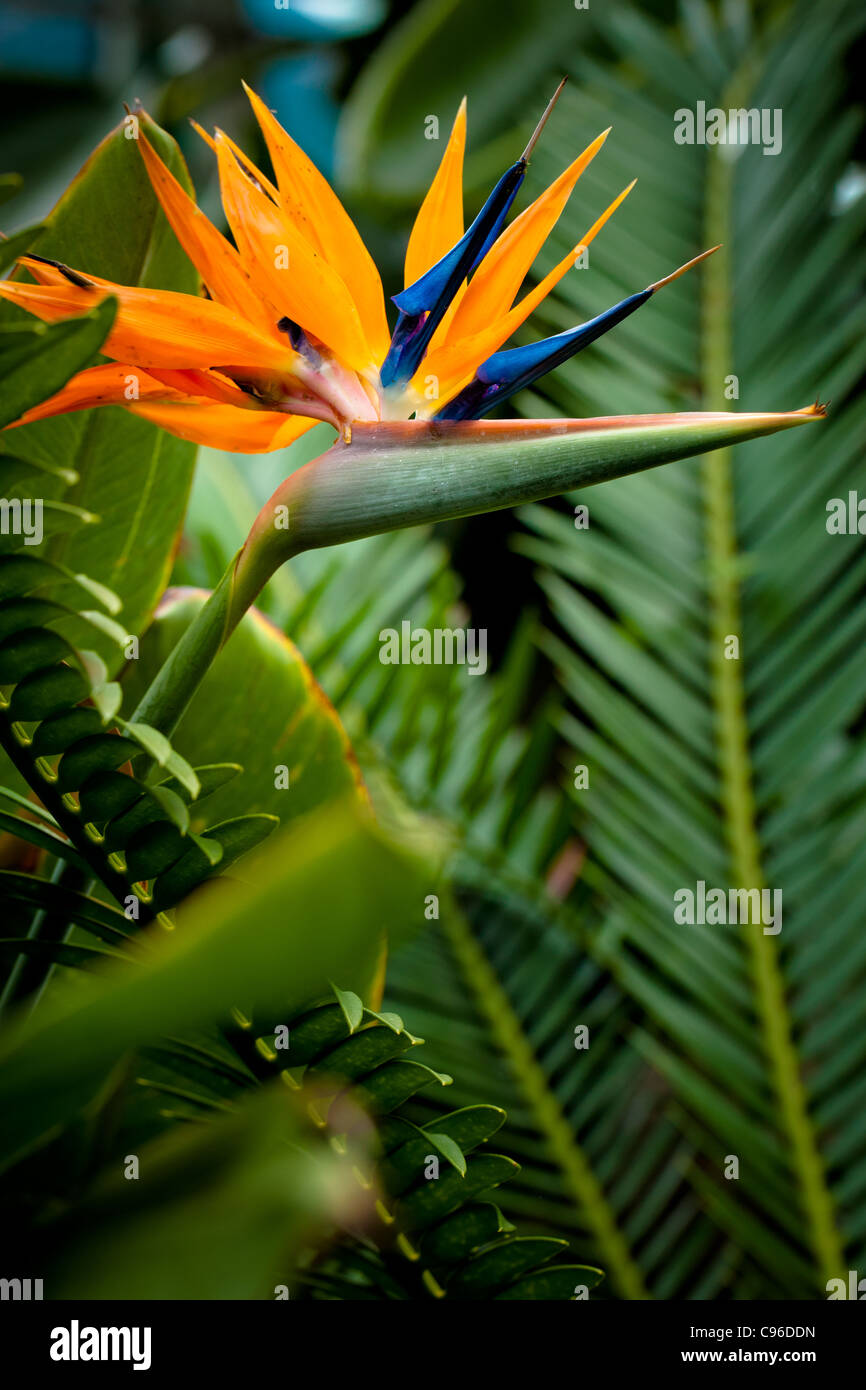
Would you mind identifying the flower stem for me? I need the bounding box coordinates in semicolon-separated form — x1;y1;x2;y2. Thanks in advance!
129;531;296;737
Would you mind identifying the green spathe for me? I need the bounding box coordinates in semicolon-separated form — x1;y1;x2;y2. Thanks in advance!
252;411;825;558
132;407;824;739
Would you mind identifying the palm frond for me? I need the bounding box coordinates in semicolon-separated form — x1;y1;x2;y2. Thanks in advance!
508;0;866;1295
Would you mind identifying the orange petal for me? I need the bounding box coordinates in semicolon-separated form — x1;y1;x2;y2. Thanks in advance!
243;84;390;364
444;128;610;344
417;181;635;406
213;136;374;374
1;269;292;372
129;398;319;452
191;119;280;202
138;134;273;332
3;363;181;429
143;367;265;409
405;99;467;286
404;98;468;346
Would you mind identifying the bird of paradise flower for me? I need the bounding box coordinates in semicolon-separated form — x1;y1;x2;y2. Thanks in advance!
0;80;824;737
0;79;756;447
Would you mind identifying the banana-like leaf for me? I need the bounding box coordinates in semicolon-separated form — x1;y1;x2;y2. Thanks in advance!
26;1084;361;1301
0;301;114;430
0;798;430;1172
0;112;200;666
123;588;365;827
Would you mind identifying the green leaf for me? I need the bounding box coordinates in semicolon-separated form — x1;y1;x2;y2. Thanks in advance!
351;1058;452;1115
396;1152;518;1231
39;1085;358;1300
0;784;58;827
419;1132;466;1177
120;721;200;800
306;1020;419;1081
160;763;241;805
0;799;431;1170
101;783;190;847
0;174;23;206
0;812;85;869
274;1002;353;1068
495;1265;605;1299
0;112;201;666
332;983;364;1033
447;1236;568;1295
150;814;278;911
0;871;135;944
122;720;173;767
421;1203;512;1263
188;832;222;867
0;223;46;276
0;299;116;431
0;938;129;970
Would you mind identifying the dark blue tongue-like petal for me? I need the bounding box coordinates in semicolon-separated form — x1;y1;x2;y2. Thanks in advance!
380;160;527;389
380;78;570;390
468;181;523;274
434;289;652;420
433;245;722;420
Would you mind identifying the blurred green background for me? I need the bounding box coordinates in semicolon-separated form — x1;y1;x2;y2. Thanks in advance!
2;0;865;1299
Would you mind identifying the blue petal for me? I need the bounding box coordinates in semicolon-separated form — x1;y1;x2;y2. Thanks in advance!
380;159;527;388
277;315;323;367
468;181;522;273
435;287;652;420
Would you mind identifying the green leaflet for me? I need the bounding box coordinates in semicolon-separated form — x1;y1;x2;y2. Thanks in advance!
216;989;597;1299
0;547;277;922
